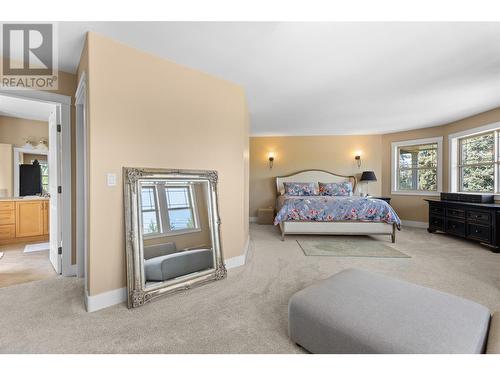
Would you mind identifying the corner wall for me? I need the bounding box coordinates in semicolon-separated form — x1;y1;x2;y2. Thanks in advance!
80;33;250;297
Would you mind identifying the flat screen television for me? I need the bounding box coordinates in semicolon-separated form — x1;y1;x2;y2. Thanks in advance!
20;162;42;196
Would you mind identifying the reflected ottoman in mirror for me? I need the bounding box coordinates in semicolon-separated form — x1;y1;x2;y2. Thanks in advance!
123;168;226;308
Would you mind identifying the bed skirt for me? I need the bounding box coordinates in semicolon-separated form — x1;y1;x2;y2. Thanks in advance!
278;221;396;242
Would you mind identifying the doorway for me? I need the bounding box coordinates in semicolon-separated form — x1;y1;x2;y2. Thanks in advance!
0;90;73;284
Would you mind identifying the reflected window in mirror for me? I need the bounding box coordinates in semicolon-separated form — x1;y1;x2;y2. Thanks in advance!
165;186;197;231
140;182;200;238
141;185;160;235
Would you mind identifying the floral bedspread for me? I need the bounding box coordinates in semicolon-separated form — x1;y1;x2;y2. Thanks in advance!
274;196;401;228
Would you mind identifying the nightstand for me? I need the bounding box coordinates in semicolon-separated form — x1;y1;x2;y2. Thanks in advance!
258;207;274;225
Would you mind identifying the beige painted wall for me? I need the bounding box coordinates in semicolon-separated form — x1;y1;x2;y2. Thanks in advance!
0;116;48;146
381;107;500;222
79;32;249;296
249;135;383;217
0;143;12;197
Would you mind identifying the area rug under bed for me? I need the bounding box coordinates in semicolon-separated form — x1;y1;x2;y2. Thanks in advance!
297;237;410;258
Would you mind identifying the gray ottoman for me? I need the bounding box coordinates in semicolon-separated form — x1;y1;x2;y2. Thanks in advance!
145;248;213;282
289;269;491;354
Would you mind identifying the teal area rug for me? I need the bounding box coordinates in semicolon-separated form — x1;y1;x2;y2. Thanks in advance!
297;237;410;258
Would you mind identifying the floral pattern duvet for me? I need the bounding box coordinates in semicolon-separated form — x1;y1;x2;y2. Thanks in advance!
274;196;401;228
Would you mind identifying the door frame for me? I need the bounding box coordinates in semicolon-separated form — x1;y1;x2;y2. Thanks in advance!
0;88;74;276
75;73;88;289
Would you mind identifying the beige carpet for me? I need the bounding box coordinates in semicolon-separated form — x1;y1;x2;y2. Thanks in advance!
0;224;499;353
297;237;410;258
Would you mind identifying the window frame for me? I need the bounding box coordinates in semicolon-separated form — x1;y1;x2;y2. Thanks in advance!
164;184;199;233
391;137;443;196
139;185;161;236
449;122;500;195
140;182;201;239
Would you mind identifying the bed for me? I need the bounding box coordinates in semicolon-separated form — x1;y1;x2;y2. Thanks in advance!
274;169;401;242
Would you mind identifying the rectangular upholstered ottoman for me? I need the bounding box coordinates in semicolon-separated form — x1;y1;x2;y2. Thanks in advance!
288;269;491;354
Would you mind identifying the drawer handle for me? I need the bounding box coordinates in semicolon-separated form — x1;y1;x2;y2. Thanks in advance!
475;229;480;233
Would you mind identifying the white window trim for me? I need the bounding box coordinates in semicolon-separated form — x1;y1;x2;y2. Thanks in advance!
449;121;500;195
141;183;202;238
391;136;443;196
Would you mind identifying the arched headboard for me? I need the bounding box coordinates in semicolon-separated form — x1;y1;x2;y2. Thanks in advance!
275;169;357;195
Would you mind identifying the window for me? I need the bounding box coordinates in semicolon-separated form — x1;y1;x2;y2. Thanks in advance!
140;186;160;235
391;137;443;195
40;163;49;194
458;132;495;193
139;183;199;237
449;124;500;194
165;187;196;231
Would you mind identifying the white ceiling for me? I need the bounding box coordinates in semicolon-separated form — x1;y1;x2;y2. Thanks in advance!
0;94;54;121
55;22;500;135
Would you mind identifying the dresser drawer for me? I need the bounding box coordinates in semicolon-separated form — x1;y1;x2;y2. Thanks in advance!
467;223;491;243
429;215;444;231
0;201;15;211
0;209;15;225
429;205;445;216
466;210;491;224
0;224;15;240
446;208;465;219
446;219;466;237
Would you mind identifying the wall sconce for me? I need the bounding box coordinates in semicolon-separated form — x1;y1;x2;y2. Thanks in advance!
268;152;275;169
354;152;362;168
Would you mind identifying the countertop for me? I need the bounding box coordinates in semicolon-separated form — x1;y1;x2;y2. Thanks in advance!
0;196;49;202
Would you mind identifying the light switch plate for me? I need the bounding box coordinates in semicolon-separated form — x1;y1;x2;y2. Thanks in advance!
107;173;117;186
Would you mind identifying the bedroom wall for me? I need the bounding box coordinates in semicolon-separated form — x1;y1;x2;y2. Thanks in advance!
381;107;500;223
249;135;383;217
79;32;249;296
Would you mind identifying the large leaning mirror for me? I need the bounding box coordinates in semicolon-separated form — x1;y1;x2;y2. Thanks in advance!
123;168;226;308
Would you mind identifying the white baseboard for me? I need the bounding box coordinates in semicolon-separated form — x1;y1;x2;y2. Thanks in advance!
85;287;127;312
401;220;428;228
225;235;250;269
249;216;258;223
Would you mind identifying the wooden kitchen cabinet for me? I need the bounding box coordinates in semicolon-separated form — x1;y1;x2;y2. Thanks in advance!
16;201;45;237
0;198;49;244
0;201;16;241
43;200;49;235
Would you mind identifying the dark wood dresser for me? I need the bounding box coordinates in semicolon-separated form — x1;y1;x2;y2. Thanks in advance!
425;199;500;253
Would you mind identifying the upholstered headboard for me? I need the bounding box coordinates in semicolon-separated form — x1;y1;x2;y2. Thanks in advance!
275;169;357;195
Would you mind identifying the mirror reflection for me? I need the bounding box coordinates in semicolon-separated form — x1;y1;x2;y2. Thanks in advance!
139;179;214;288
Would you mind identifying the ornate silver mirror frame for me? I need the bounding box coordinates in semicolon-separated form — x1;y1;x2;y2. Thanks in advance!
123;167;227;308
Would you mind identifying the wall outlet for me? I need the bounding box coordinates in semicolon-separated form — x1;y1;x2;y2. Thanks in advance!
107;173;117;186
